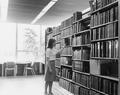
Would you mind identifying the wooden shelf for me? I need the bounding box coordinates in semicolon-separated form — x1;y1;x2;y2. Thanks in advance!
61;77;90;90
75;29;90;35
91;88;109;95
72;44;90;48
91;1;118;15
53;32;61;37
56;58;61;60
72;59;90;62
60;25;72;31
91;74;119;82
62;35;73;39
61;77;73;83
61;55;72;57
72;81;90;90
73;70;90;76
91;37;118;42
91;57;118;60
91;20;118;29
61;64;72;68
73;16;91;24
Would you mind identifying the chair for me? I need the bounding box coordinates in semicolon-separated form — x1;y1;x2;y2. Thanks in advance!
5;62;16;76
24;62;35;76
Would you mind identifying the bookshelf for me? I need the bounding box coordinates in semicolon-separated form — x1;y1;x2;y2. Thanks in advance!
45;0;120;94
90;0;119;95
58;9;91;95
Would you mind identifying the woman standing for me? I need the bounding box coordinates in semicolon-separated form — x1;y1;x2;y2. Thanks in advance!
45;38;65;95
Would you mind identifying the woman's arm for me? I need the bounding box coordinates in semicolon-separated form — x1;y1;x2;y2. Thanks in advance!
57;46;66;54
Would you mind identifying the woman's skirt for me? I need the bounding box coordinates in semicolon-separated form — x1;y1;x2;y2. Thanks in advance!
45;60;56;81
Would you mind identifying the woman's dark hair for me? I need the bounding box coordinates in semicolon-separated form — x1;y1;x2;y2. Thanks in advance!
47;39;56;49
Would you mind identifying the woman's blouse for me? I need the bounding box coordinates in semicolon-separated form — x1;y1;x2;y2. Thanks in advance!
46;48;58;61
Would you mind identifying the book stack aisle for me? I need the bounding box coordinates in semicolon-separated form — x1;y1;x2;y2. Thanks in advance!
45;0;120;95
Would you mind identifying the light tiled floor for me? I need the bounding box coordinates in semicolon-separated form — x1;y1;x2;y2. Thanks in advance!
0;75;73;95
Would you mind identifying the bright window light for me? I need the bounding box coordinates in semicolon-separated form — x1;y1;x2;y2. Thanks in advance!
0;0;9;21
31;0;58;24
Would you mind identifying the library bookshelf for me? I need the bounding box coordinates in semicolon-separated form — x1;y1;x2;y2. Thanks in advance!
45;0;120;95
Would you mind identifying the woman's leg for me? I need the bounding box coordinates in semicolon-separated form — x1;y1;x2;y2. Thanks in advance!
49;81;53;94
45;81;49;94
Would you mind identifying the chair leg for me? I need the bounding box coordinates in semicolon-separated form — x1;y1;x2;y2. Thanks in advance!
5;69;6;77
31;69;35;75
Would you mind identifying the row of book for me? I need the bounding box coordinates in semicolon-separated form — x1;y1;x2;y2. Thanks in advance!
89;0;117;12
59;79;90;95
61;38;71;47
56;68;60;76
90;59;118;77
55;58;61;67
59;79;74;94
91;6;118;26
73;20;90;34
61;57;72;65
74;85;90;95
90;90;104;95
73;12;82;22
72;72;90;87
61;27;73;38
61;17;73;29
73;61;90;73
91;22;118;40
52;26;61;35
61;68;72;79
91;40;118;58
91;75;118;95
61;12;82;29
53;34;61;42
73;49;90;60
61;47;72;55
72;33;90;46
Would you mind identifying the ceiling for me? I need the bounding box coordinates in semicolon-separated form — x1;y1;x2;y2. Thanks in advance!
7;0;90;26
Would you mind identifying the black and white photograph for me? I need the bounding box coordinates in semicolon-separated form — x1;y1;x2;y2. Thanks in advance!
0;0;119;95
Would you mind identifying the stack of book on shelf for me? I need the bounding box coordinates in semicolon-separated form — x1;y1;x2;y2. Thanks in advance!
61;47;72;56
89;0;119;94
61;68;72;79
59;78;74;93
72;72;90;88
61;27;73;38
56;68;60;77
61;17;73;29
73;49;90;60
73;61;90;73
89;0;117;12
52;26;61;35
91;75;118;95
90;59;118;77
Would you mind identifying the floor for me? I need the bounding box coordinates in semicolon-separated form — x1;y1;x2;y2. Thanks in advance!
0;75;73;95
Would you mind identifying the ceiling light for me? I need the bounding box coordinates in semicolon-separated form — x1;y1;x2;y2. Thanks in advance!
31;0;58;24
0;0;9;21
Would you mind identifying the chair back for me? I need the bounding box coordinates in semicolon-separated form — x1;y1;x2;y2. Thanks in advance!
5;62;15;68
26;62;32;67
